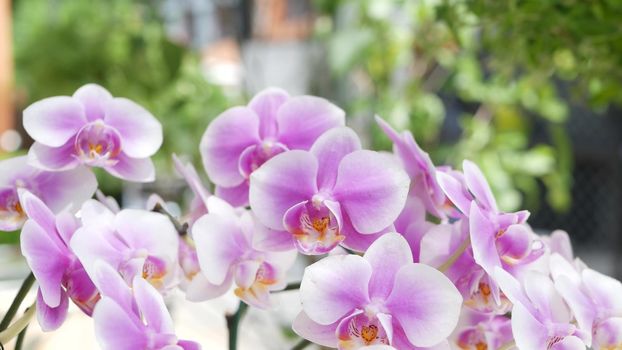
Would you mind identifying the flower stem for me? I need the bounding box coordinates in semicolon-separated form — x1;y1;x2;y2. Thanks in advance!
276;282;301;292
0;272;35;331
291;339;311;350
0;303;35;346
226;302;249;350
152;203;188;236
14;324;28;350
438;236;471;273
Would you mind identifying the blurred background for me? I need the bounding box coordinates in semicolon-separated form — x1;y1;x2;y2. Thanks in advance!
1;0;622;348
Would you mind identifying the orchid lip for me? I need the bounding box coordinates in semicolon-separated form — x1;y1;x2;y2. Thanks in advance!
74;120;122;167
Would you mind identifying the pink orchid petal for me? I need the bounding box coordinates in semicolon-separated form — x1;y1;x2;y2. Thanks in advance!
103;98;162;158
310;127;361;190
73;84;113;121
301;254;372;325
17;189;57;237
249;150;319;230
133;276;175;334
106;153;155;183
215;183;249;208
435;171;472;215
496;224;531;260
193;212;246;285
28;139;80;171
184;272;233;302
200;106;260;187
70;225;125;280
554;275;594;345
55;212;80;246
377;313;394;345
292;311;339;348
93;298;148;350
234;260;262;289
36;288;69;332
550;336;587;350
469;203;502;275
91;262;136;314
276;96;345;150
333;150;410;234
462;160;498;213
594;317;622;349
363;233;413;300
523;272;571;324
248;87;289;138
385;264;462;347
23;96;86;147
549;230;574;262
511;303;548;350
172;154;211;205
21;220;70;307
176;340;202;350
582;269;622;315
252;220;295;252
35;166;98;213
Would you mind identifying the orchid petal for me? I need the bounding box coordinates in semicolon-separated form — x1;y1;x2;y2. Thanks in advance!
292;311;339;348
463;160;497;213
104;98;163;158
93;298;147;350
363;233;413;300
301;254;371;325
73;84;113;121
106;153;155;183
248;87;289;138
310;127;361;190
23;96;86;147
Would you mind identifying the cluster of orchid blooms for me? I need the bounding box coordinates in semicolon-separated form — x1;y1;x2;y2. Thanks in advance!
0;84;621;350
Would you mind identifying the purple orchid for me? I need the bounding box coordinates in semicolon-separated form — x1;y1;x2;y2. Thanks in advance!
0;156;96;231
293;233;462;349
191;196;297;308
172;154;211;226
375;116;448;220
419;220;512;314
18;190;99;331
437;161;544;304
70;200;180;293
550;253;622;349
451;308;513;350
200;88;345;207
91;262;200;350
249;126;410;254
495;268;588;350
23;84;163;182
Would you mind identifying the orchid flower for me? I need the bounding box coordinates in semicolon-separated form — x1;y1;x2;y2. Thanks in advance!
23;84;162;182
70;200;180;293
191;196;297;308
437;161;544;305
91;262;200;350
293;233;462;349
18;190;99;331
172;154;211;226
495;268;588;350
0;156;96;231
550;253;622;349
250;126;410;254
200;88;345;206
451;308;513;350
419;220;512;314
375;116;448;220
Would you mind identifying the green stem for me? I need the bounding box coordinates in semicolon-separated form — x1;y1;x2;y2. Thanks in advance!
152;203;188;236
438;237;471;273
291;339;311;350
14;325;28;350
0;273;35;331
276;282;301;293
226;302;249;350
0;303;35;346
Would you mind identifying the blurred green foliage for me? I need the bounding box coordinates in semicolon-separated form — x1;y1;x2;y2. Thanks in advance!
12;0;235;194
313;0;621;213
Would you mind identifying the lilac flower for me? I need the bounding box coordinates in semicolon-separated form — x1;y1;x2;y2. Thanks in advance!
23;84;162;182
0;156;96;231
293;233;462;349
375;116;448;220
495;268;588;350
70;200;180;293
550;253;622;349
18;190;99;331
200;88;345;206
191;196;297;308
250;127;410;254
92;262;200;350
